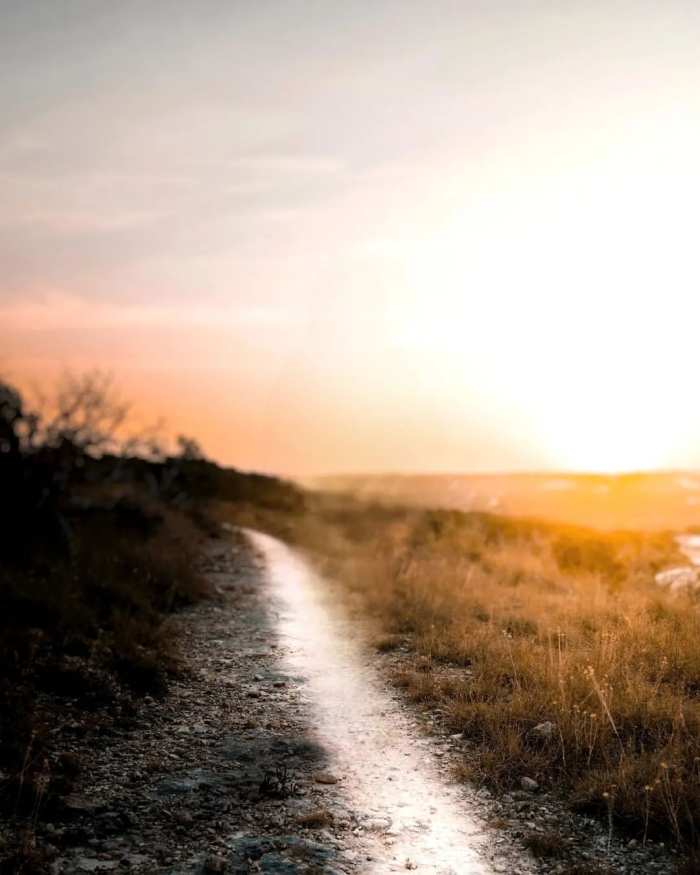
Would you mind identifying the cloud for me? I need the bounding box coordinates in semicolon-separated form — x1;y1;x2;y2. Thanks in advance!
1;291;298;332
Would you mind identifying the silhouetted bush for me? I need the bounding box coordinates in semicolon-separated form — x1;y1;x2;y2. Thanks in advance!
0;372;305;867
0;375;207;837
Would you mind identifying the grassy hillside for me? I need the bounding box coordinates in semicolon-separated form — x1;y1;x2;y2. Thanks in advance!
312;471;700;531
248;494;700;852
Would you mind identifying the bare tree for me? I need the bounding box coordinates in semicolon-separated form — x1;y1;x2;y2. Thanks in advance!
176;434;205;461
122;419;167;462
0;382;23;456
39;371;130;456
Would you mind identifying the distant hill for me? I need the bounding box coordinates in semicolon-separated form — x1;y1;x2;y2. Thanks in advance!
307;471;700;531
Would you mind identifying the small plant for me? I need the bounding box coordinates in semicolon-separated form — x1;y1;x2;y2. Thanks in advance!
374;635;402;653
259;763;298;799
523;830;567;859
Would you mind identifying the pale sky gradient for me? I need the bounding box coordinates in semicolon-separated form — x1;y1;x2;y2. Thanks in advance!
4;1;700;475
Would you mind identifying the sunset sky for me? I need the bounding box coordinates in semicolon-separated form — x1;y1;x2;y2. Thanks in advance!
4;1;700;475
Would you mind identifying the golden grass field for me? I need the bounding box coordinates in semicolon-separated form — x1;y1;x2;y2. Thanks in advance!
224;494;700;851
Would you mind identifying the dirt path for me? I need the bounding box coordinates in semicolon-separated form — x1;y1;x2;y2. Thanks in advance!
41;532;677;874
45;534;355;874
245;529;517;874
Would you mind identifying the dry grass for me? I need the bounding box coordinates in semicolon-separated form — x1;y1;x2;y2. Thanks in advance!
523;830;568;858
282;498;700;849
0;490;207;829
374;634;403;653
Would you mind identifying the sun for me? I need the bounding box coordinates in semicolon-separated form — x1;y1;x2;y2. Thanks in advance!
399;194;696;474
543;410;668;474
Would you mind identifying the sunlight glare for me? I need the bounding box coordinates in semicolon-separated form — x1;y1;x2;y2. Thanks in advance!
398;147;700;473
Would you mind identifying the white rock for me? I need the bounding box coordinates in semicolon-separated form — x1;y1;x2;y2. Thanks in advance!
532;721;555;740
655;566;698;591
363;816;392;832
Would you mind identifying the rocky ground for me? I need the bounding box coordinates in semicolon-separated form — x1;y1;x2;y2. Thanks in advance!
372;652;681;875
5;532;683;874
17;536;371;874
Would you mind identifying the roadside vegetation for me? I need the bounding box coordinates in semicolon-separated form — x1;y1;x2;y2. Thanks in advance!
0;373;301;871
232;493;700;855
